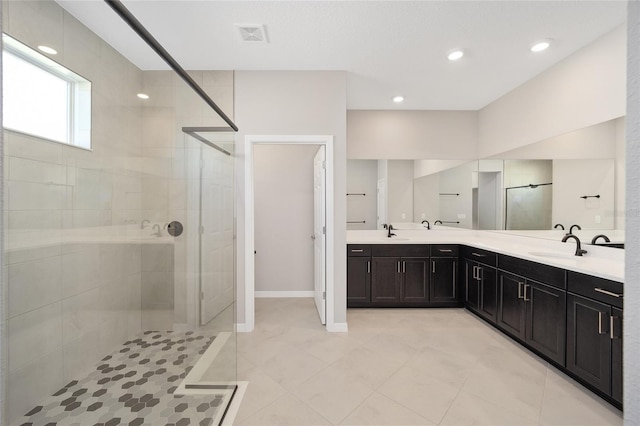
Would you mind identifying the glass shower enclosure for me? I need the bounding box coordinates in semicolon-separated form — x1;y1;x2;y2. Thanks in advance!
1;1;238;425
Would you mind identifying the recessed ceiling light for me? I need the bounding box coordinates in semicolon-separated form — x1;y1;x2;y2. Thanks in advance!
37;45;57;55
530;39;552;52
137;93;149;100
393;96;404;103
448;49;464;61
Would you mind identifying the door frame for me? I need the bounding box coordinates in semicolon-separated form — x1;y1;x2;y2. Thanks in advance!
244;135;335;332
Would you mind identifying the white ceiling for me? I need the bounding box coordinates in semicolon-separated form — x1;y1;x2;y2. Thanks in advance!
57;0;626;110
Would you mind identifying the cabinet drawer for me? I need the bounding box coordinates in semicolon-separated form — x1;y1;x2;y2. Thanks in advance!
567;271;623;308
431;244;459;257
497;254;565;289
461;246;497;267
372;244;429;257
347;245;371;257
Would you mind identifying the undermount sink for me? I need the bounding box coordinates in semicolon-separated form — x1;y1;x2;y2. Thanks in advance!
529;251;577;260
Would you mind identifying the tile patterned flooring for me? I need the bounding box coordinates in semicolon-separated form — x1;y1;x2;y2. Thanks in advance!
235;298;623;426
16;331;229;426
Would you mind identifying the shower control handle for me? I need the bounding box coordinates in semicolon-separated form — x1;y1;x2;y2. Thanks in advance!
167;221;184;237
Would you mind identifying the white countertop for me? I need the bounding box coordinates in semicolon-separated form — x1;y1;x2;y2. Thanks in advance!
347;229;624;283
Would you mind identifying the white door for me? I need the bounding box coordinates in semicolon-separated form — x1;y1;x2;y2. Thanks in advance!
200;148;235;325
313;146;326;324
377;178;387;229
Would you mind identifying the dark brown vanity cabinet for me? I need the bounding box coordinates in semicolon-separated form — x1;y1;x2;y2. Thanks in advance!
347;244;438;307
429;245;460;306
346;245;371;307
462;246;497;323
371;245;430;306
497;255;566;366
566;272;623;404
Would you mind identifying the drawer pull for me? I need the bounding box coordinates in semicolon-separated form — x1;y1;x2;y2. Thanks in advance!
471;252;486;257
351;249;364;253
432;260;436;274
439;249;453;253
523;284;530;301
397;261;401;273
594;287;622;298
402;261;406;273
367;261;370;274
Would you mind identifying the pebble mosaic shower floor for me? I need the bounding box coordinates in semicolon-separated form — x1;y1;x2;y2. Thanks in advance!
17;331;234;426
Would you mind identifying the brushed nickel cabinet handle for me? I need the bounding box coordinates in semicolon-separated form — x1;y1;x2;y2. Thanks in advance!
351;249;364;253
523;284;530;301
367;261;370;274
432;260;436;274
594;288;622;298
439;249;453;253
598;311;605;334
397;261;401;273
518;282;525;299
402;261;406;273
472;265;478;280
477;266;483;281
610;316;616;339
472;252;486;258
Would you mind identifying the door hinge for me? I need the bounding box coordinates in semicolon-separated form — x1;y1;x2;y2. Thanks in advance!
323;291;326;300
322;225;326;235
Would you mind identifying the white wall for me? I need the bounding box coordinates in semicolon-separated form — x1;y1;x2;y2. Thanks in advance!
489;119;617;160
414;159;471;179
615;117;626;230
387;160;414;223
347;110;477;159
478;25;626;158
254;145;317;293
626;3;640;421
552;160;615;230
346;160;377;230
234;70;347;328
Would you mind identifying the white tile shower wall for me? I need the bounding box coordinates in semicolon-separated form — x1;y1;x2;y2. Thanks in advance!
3;0;145;423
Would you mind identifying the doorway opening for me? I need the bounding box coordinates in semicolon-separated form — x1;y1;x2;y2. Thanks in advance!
244;135;335;332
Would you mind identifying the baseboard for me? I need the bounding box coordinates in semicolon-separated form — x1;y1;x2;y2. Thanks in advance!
326;322;349;333
235;323;252;333
254;291;314;298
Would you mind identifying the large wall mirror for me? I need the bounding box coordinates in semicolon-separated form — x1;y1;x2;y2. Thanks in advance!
478;117;625;246
347;117;624;246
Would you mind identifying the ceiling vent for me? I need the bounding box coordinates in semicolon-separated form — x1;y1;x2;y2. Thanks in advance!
236;25;268;43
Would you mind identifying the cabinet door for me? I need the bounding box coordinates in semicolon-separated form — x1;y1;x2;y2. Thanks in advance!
401;258;429;303
497;272;526;341
611;307;623;404
526;280;566;366
347;257;370;306
566;293;611;395
479;265;497;323
371;257;401;303
430;258;458;303
464;260;480;311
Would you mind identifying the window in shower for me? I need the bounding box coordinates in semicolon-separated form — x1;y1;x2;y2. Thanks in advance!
2;33;92;149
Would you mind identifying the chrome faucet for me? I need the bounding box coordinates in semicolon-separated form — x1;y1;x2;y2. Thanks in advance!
562;234;588;256
434;220;443;225
568;224;581;235
151;224;162;237
554;223;564;230
421;220;430;230
141;219;150;229
591;234;611;244
387;224;396;238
